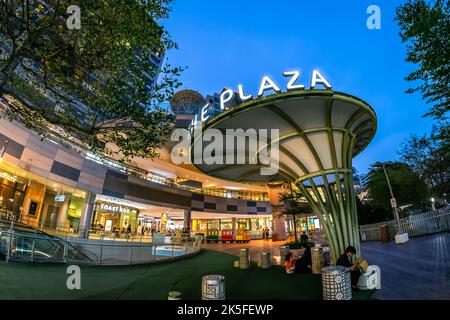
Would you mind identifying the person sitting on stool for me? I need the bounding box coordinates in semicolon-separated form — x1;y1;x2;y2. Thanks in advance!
295;242;312;273
336;246;361;289
284;252;296;274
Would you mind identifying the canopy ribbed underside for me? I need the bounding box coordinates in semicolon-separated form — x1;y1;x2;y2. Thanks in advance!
192;90;377;184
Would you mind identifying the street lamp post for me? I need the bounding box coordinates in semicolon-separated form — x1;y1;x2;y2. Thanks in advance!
373;161;409;244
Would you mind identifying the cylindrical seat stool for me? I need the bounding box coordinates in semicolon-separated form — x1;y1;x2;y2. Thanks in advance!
202;275;225;300
279;245;290;260
312;247;325;274
321;266;352;300
168;291;182;300
261;251;271;269
240;248;250;269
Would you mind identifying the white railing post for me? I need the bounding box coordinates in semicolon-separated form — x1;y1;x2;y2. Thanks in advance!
172;240;174;257
63;239;68;263
130;247;134;265
99;244;103;266
31;239;35;262
6;234;11;263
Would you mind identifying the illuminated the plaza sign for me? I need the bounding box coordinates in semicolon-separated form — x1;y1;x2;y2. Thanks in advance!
190;69;332;130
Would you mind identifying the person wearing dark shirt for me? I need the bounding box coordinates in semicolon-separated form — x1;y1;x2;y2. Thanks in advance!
295;242;312;273
336;246;361;288
300;232;309;241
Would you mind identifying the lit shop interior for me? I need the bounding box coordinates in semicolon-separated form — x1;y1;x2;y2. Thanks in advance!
191;216;273;236
285;215;321;233
92;196;273;238
0;160;87;232
91;196;185;236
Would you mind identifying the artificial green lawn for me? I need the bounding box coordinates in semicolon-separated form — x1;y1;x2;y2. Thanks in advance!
0;249;374;300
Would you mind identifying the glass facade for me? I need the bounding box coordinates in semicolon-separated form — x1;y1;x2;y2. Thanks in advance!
191;217;272;238
0;168;27;219
92;201;139;234
0;162;87;234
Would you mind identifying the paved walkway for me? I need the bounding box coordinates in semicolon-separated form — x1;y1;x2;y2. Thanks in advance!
360;233;450;300
203;239;287;264
204;232;450;300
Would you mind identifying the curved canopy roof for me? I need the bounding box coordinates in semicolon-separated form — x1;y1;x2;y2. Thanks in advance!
191;90;377;184
170;89;206;115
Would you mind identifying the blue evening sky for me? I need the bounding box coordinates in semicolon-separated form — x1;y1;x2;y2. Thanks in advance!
162;0;435;175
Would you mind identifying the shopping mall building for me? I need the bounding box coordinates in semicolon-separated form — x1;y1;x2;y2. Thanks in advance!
0;89;309;241
0;66;376;258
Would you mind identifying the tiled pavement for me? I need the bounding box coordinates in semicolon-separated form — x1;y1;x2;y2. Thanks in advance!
204;232;450;300
361;233;450;300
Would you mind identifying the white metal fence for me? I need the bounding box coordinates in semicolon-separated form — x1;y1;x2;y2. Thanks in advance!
359;207;450;241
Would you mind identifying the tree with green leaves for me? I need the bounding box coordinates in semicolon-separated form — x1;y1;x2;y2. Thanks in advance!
395;0;450;120
356;197;390;225
278;188;313;243
0;0;182;160
399;122;450;194
367;162;430;214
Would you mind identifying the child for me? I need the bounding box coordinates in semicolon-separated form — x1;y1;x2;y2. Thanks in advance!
285;252;296;274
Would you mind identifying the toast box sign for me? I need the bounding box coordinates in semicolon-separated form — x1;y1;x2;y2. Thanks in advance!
190;69;332;131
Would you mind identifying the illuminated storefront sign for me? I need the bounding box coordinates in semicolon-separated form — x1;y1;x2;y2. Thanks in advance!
190;69;332;130
0;171;16;183
55;194;65;202
94;201;139;232
98;202;138;215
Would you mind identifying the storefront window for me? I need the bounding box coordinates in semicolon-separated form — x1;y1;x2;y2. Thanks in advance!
93;201;139;233
138;216;154;228
192;219;207;233
220;219;233;230
207;219;220;231
0;168;27;218
67;195;84;231
0;161;92;231
237;218;250;231
192;217;272;236
35;182;85;232
293;215;321;233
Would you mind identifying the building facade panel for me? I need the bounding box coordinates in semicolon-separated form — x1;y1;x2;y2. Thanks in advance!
54;150;84;170
26;134;59;159
189;193;272;215
1;135;24;159
20;148;54;172
50;161;81;181
76;181;103;195
0;119;30;145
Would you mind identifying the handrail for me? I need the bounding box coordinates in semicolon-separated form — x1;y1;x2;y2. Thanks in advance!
0;229;201;265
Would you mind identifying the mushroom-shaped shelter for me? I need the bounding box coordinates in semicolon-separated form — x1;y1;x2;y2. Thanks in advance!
191;89;377;261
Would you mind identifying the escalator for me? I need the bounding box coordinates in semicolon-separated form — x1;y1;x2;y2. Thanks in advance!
0;219;93;264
